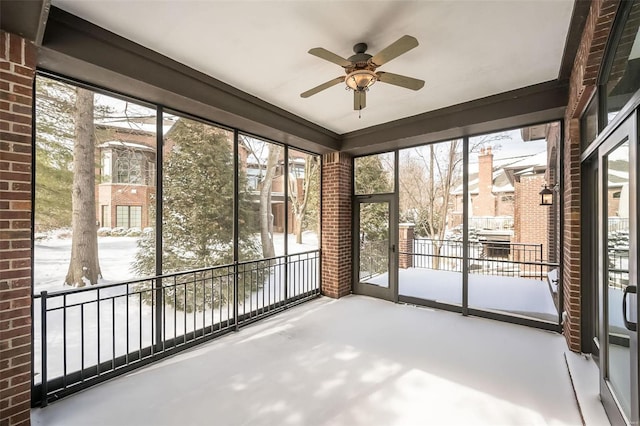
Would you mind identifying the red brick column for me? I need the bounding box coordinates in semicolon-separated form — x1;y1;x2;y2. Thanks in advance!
1;31;36;425
398;224;414;269
563;0;618;352
321;152;352;298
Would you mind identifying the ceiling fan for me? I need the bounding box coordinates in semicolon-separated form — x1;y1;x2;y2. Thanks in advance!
300;35;425;112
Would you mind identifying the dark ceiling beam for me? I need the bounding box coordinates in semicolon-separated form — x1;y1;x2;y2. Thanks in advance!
341;80;568;156
39;7;340;154
1;0;50;45
558;0;592;81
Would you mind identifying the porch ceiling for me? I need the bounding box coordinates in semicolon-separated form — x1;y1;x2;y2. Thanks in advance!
51;0;574;135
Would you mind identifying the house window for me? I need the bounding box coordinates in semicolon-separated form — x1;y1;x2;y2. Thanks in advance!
116;205;142;228
101;151;112;181
114;150;144;184
147;161;156;186
101;205;111;228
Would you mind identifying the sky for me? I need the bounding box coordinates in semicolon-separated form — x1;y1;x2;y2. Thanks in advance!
469;129;548;163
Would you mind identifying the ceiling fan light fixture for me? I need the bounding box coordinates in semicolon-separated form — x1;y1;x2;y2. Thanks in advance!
345;70;377;91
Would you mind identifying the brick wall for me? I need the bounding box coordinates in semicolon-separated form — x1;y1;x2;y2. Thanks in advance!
513;174;548;262
321;152;352;298
97;184;154;228
0;31;36;426
564;0;619;352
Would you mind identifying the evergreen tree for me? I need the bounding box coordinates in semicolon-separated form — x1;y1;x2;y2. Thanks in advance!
34;78;75;230
133;118;261;311
355;155;393;275
355;155;392;241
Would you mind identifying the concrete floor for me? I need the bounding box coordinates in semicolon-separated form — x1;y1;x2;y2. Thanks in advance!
33;295;596;426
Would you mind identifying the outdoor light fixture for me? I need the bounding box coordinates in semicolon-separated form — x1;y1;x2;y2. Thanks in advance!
345;70;377;91
539;185;553;206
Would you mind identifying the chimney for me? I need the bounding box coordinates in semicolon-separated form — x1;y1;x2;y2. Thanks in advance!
474;146;496;216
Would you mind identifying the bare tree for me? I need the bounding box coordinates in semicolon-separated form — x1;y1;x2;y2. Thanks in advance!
288;155;318;244
241;135;282;259
65;88;102;287
259;144;281;258
399;132;511;270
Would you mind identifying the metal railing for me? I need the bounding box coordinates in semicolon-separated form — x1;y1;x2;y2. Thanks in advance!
608;248;629;290
608;217;629;233
469;216;514;230
33;250;320;406
359;239;388;281
408;238;550;280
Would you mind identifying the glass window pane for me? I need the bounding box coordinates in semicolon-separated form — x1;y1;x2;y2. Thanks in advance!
34;76;158;380
238;135;285;260
34;75;157;289
605;2;640;124
466;124;560;322
238;134;286;313
606;140;631;419
116;205;128;228
130;206;142;228
359;202;390;288
161;116;234;272
398;141;463;304
354;152;394;194
287;149;320;253
581;94;598;151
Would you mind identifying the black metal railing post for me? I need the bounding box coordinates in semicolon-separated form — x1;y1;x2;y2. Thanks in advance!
539;244;543;280
40;290;48;408
233;265;239;331
154;277;162;352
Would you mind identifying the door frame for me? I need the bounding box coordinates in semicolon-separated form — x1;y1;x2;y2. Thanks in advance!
353;194;398;302
598;112;639;426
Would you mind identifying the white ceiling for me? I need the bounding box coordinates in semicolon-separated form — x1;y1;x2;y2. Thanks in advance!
52;0;574;135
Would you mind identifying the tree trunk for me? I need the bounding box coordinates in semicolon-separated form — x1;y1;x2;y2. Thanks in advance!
259;145;281;258
65;88;101;287
295;214;303;244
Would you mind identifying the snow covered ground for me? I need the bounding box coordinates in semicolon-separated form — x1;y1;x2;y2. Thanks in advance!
33;231;320;384
368;268;560;322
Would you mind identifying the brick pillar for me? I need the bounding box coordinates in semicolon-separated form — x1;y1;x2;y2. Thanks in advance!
0;31;36;425
562;0;618;353
563;119;582;353
398;223;414;269
321;152;352;298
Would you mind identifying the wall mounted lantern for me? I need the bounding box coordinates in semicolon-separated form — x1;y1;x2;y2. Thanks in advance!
539;185;553;206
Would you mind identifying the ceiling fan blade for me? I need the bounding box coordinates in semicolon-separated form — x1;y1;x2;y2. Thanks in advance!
300;77;345;98
354;90;366;111
308;48;352;67
369;35;419;67
377;72;425;91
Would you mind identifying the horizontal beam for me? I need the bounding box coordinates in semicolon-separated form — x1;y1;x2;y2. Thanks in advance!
1;0;50;45
341;80;568;156
39;7;340;154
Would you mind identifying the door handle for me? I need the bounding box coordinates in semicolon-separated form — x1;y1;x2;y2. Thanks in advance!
391;244;396;253
623;285;637;332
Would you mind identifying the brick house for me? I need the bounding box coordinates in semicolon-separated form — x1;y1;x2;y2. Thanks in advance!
94;122;309;234
450;124;559;262
2;0;640;424
95;124;156;229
